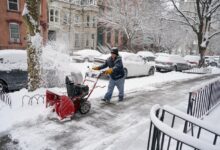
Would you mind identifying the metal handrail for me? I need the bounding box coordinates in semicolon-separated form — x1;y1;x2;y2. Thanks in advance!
147;104;219;150
187;78;220;118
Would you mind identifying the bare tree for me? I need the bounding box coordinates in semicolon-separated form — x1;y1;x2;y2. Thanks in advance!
99;0;145;51
169;0;220;66
22;1;42;91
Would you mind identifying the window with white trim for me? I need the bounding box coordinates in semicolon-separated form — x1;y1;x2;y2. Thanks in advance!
75;33;80;48
55;10;59;22
49;8;60;23
50;9;54;22
86;33;89;47
75;15;80;25
87;15;90;27
93;16;96;27
9;23;20;42
8;0;19;11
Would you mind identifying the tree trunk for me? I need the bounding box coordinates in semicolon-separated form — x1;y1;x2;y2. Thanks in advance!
22;1;41;91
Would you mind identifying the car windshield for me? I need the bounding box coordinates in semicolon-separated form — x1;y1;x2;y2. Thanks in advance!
147;57;155;62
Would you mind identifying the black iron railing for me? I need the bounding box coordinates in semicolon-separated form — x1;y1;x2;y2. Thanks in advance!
0;91;11;107
187;78;220;118
147;105;220;150
183;67;211;74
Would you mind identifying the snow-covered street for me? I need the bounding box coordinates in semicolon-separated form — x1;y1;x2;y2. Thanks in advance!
1;70;220;150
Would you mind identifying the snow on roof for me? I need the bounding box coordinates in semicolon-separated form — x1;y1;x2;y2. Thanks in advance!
155;53;169;57
184;55;200;62
137;51;155;57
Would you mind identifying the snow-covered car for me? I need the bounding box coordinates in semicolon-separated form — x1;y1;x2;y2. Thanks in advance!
155;54;190;72
72;49;102;63
0;50;28;92
204;56;220;67
155;53;169;57
88;52;155;78
184;55;200;67
137;51;155;62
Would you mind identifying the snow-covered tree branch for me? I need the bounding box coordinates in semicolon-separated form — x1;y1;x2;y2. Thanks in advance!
168;0;220;67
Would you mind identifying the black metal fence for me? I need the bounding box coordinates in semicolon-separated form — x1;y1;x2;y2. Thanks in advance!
147;105;219;150
187;78;220;118
0;91;11;107
183;67;211;74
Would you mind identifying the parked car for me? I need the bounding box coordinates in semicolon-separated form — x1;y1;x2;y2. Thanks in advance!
155;54;190;72
155;53;169;57
204;56;220;67
137;51;156;62
72;49;102;63
88;52;155;78
0;50;28;92
184;55;200;67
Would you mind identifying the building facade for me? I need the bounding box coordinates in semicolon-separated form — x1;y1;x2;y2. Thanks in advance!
0;0;48;50
97;0;124;50
48;0;99;54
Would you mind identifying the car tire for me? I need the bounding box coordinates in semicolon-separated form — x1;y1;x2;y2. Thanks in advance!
0;80;8;93
124;68;128;78
79;101;91;114
148;67;155;76
84;58;89;62
156;68;161;72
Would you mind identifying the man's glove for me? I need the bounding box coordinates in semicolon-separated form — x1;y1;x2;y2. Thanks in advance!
104;68;113;75
92;66;100;70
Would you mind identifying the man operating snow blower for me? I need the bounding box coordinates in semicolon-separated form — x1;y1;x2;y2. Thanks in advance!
92;47;125;103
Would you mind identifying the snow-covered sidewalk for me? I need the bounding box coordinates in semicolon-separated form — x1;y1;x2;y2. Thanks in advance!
0;67;220;150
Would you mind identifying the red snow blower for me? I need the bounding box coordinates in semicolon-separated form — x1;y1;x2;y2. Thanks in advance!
46;72;103;120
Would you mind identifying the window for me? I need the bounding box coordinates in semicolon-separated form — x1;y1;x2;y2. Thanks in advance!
75;15;80;25
75;33;80;48
91;34;95;49
93;17;96;27
87;15;90;27
9;23;20;42
50;9;54;22
55;10;59;22
63;13;70;25
86;34;89;47
91;34;94;39
107;31;111;44
48;30;56;41
8;0;19;11
115;30;118;46
49;9;59;23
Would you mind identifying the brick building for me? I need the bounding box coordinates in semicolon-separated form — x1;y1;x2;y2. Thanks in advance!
0;0;48;50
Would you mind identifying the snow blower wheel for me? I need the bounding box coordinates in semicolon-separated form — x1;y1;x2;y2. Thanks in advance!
79;101;91;114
